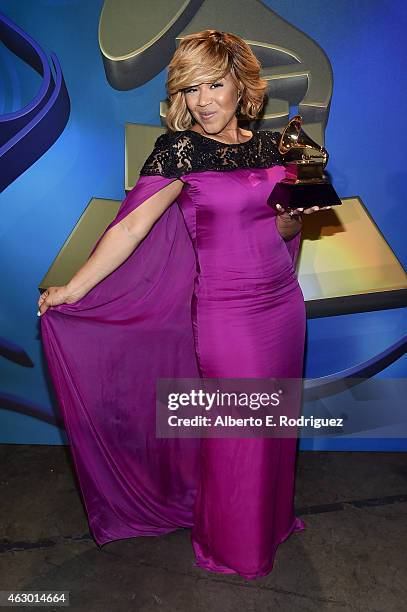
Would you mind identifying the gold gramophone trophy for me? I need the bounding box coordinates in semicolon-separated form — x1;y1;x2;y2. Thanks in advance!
268;114;342;211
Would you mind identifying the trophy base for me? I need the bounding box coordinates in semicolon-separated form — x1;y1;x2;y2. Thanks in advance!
268;180;343;210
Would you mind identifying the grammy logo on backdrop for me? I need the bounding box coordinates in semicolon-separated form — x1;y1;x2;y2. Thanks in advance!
39;0;406;318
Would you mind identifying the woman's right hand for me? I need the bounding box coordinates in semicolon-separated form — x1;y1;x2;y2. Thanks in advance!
37;285;85;316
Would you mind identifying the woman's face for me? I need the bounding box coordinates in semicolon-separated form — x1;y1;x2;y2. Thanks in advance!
183;71;240;134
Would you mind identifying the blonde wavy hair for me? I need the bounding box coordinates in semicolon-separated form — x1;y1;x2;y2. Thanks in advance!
165;30;268;132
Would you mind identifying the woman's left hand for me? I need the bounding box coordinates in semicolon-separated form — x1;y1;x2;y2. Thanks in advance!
275;203;332;239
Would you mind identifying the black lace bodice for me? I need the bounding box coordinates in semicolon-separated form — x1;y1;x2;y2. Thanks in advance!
139;129;284;178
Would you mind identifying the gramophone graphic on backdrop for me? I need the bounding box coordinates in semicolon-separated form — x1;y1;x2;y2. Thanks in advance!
0;0;404;444
39;0;406;320
268;114;342;212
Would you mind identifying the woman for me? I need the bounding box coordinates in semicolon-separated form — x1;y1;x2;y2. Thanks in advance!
39;30;330;579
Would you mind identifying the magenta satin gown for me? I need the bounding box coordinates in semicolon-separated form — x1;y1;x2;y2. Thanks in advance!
40;128;306;580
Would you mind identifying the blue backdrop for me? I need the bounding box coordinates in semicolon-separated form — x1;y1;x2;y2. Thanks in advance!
0;0;405;449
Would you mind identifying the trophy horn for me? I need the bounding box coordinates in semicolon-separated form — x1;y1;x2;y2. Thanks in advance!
278;114;329;168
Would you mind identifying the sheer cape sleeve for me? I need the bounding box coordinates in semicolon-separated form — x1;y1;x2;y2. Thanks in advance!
40;133;201;546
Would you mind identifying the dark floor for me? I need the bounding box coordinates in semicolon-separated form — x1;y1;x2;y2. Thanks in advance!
0;445;406;611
